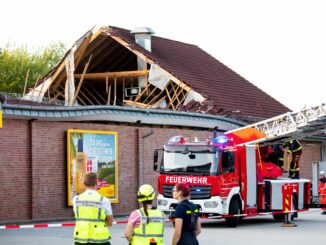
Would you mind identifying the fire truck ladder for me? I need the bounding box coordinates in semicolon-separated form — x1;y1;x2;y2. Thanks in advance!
226;103;326;144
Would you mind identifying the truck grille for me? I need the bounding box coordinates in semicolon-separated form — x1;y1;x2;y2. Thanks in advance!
162;185;211;199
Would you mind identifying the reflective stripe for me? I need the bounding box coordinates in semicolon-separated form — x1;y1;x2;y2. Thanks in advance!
76;196;80;218
132;208;165;244
186;209;199;214
74;192;110;242
98;196;104;219
292;146;302;153
75;218;105;222
140;217;165;223
139;209;147;236
75;201;103;209
133;233;164;237
74;237;111;243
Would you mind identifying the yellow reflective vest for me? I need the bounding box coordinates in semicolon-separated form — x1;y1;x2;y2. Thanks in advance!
131;208;165;245
74;191;111;244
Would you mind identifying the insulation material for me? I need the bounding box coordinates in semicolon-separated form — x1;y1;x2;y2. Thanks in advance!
148;64;171;90
183;90;205;105
64;47;76;106
23;78;51;102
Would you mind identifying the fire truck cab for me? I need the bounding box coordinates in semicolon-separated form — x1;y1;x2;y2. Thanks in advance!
154;135;310;227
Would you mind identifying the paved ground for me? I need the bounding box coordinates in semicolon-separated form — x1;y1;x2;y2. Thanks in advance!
1;209;325;245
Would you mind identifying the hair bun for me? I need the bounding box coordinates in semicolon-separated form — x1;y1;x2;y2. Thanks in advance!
182;183;192;196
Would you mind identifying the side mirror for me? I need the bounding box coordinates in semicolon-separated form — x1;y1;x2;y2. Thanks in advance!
153;149;159;171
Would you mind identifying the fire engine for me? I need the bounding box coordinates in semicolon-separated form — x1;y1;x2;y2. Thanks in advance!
153;103;326;227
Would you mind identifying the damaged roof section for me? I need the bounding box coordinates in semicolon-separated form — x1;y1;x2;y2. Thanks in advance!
24;25;289;119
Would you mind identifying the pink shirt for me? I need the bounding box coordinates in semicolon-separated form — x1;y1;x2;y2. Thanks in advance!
128;210;142;228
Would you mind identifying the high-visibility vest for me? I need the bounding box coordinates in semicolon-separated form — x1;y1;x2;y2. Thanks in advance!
74;192;111;244
131;208;165;245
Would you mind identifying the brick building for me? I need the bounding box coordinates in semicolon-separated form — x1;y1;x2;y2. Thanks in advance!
0;26;324;222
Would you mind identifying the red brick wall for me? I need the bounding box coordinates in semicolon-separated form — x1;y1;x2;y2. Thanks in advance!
0;118;322;222
298;141;321;179
0;119;31;221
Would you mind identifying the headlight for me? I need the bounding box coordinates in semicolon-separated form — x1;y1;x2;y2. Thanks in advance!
204;201;219;208
158;199;168;206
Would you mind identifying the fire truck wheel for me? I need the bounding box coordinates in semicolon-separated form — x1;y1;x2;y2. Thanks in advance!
226;198;240;227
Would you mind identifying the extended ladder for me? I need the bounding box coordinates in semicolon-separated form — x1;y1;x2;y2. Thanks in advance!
226;103;326;144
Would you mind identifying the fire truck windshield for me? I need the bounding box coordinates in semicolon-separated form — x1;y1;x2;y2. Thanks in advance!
161;145;219;175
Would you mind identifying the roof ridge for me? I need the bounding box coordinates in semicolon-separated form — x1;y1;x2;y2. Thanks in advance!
109;25;198;48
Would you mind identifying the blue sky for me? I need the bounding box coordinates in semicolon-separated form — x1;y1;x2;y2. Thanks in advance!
1;0;325;111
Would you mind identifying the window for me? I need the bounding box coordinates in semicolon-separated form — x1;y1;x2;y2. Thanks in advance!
221;151;235;173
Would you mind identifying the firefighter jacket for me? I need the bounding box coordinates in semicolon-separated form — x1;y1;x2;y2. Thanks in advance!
74;192;111;244
131;208;165;245
283;140;302;153
318;181;326;204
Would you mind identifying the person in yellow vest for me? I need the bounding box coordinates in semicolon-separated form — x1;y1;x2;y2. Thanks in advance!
73;172;113;245
124;184;165;245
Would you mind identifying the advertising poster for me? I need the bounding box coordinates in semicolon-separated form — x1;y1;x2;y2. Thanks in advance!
67;129;118;206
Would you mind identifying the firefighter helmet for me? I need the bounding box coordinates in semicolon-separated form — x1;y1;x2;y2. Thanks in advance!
137;184;155;202
320;171;325;176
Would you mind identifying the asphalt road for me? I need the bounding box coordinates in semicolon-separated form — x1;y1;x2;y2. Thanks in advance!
1;209;325;245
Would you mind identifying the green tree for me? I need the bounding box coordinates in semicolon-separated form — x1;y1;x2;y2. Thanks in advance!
0;42;66;94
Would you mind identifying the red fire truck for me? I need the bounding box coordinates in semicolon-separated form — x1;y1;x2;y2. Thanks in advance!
153;103;326;227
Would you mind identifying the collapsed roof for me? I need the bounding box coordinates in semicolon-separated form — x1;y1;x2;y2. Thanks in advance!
24;25;289;119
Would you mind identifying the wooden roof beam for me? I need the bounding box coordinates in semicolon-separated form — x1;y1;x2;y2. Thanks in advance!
74;70;149;80
109;34;195;93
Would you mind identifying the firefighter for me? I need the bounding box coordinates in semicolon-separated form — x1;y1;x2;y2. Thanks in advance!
172;183;201;245
73;172;113;245
318;171;326;215
124;184;165;245
282;140;302;179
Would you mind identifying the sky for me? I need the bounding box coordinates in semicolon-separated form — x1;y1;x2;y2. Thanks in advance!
1;0;325;111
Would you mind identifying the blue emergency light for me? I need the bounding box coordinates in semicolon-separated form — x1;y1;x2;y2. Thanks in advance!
213;135;229;145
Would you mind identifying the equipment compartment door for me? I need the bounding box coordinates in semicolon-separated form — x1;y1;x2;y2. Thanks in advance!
246;146;257;207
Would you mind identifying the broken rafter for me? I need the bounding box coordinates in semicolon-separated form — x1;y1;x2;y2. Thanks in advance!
177;89;191;108
107;83;111;105
74;32;93;70
37;76;46;101
114;77;117;106
74;70;149;80
30;75;40;99
109;35;193;93
123;100;151;108
23;69;29;96
170;82;181;104
146;87;157;102
165;86;175;110
73;55;92;104
148;87;165;105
